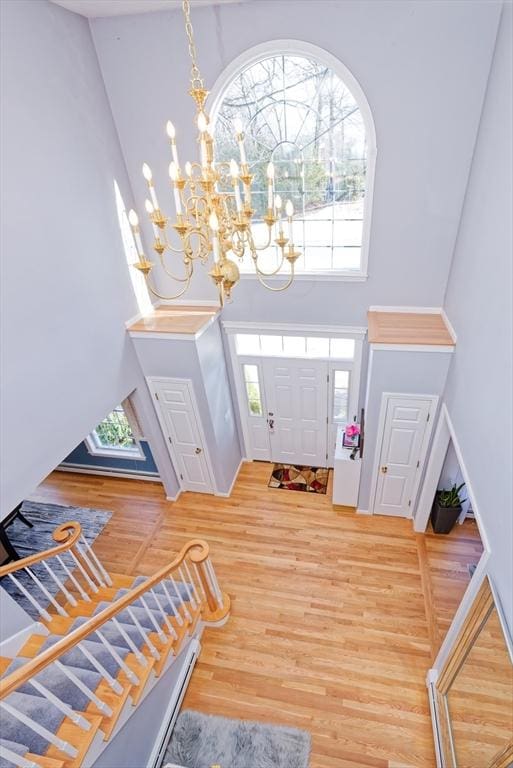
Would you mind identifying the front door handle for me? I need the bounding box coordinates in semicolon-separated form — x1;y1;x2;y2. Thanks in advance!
268;419;275;430
195;447;202;454
381;466;388;474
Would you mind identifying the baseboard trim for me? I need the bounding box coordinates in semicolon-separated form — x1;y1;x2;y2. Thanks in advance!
56;465;162;482
214;457;247;498
166;490;182;502
368;305;442;314
356;508;371;515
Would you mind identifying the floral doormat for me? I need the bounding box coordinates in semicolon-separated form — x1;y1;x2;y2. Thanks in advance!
268;464;329;494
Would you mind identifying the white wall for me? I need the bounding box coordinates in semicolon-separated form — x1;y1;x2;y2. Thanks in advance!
442;4;513;628
90;0;501;324
0;0;179;512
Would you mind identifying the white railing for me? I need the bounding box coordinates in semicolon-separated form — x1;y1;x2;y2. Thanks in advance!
0;530;230;762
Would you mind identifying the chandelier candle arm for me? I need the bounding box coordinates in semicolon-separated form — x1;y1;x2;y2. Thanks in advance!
286;200;294;245
145;199;160;240
166;121;180;168
169;162;183;216
267;162;274;211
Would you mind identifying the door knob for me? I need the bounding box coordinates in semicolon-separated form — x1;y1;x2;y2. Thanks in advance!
381;466;388;474
195;447;202;454
268;419;275;430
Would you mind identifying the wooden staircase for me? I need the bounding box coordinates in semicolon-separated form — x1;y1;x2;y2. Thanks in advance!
0;522;230;768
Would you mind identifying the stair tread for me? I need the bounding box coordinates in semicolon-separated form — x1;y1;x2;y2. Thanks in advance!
0;739;33;768
92;601;168;632
70;616;147;652
3;657;102;713
45;714;102;768
39;637;129;678
132;576;193;603
2;690;66;755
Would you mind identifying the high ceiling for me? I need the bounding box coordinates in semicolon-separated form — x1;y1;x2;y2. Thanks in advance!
50;0;243;19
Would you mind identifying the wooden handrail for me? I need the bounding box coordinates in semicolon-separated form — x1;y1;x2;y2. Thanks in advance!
0;522;83;577
0;538;211;699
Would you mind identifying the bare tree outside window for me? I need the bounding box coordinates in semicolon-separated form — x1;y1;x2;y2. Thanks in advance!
214;54;367;273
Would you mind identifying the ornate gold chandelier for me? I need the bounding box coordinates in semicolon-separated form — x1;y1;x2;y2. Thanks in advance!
128;0;300;306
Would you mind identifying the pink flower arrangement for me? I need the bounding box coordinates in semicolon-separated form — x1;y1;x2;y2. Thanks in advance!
345;423;361;438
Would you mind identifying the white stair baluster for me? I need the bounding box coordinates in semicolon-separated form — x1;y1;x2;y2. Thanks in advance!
7;573;51;622
79;534;112;586
41;560;77;607
56;554;91;602
0;701;78;759
178;565;197;610
55;660;112;716
0;743;39;768
193;563;207;602
170;576;192;622
205;558;223;607
68;550;99;594
28;678;91;730
112;618;148;666
76;643;123;694
25;568;68;618
184;560;202;605
75;542;106;588
94;629;140;686
138;596;166;642
160;580;183;628
150;588;176;637
127;608;160;660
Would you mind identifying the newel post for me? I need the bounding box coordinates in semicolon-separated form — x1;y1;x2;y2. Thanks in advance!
189;544;230;623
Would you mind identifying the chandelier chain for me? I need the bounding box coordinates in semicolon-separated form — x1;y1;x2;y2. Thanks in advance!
182;0;204;91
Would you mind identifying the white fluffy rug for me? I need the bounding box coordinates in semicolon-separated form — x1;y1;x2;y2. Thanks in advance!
165;710;311;768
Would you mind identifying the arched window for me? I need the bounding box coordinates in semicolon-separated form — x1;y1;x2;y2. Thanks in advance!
211;42;375;278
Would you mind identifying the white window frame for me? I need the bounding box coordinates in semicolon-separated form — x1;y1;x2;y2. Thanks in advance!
209;39;377;282
224;320;365;460
85;401;145;460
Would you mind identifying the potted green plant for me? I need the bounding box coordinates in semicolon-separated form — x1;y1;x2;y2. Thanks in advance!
431;482;466;534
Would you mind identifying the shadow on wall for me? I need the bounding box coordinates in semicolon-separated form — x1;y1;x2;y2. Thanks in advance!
114;180;153;317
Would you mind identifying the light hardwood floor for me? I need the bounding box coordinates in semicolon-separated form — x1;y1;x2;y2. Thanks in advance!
31;464;482;768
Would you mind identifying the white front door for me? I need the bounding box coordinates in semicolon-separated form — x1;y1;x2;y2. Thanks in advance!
262;358;328;466
373;395;436;518
151;378;214;494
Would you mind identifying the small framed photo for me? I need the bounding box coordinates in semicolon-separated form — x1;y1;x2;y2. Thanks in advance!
342;431;360;449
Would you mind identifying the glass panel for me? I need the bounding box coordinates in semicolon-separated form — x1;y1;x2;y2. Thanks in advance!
93;406;136;450
282;336;306;356
446;605;513;767
332;247;362;271
214;53;367;275
243;364;259;383
334;370;350;388
236;334;261;355
303;247;333;271
330;339;355;359
245;382;262;416
306;337;329;357
333;389;348;422
260;335;283;355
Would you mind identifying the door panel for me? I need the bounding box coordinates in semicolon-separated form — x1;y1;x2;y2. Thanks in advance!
374;396;433;517
263;359;328;466
153;379;213;494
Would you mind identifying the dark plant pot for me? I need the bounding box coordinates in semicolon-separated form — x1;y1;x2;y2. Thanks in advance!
430;495;462;534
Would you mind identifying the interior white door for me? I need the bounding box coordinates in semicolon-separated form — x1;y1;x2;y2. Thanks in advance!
152;379;214;494
262;358;328;466
373;396;434;517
